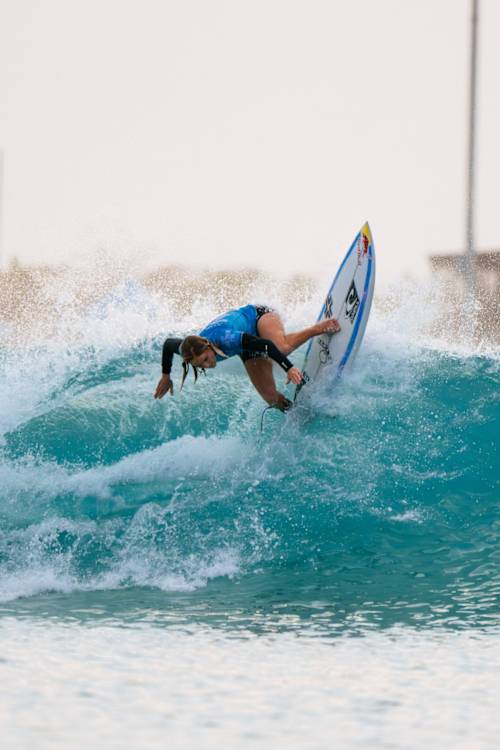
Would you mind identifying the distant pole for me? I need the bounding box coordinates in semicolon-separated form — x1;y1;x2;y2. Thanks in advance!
465;0;479;301
0;150;3;269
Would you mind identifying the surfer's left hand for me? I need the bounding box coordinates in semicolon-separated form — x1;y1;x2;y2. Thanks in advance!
286;366;304;386
317;317;341;334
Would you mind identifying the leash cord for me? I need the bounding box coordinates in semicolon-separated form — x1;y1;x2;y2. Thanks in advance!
259;405;275;433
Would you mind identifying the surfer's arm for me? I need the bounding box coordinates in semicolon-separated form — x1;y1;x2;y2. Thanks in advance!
154;337;182;399
241;334;304;386
240;334;296;372
161;337;183;374
241;334;294;371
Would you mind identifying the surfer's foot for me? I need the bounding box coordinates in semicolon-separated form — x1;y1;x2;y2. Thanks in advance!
316;317;341;335
272;394;293;412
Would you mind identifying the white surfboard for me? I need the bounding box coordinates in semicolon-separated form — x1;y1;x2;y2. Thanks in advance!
295;222;376;400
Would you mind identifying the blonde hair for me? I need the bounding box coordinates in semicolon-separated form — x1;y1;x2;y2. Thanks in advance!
180;336;208;389
179;335;226;389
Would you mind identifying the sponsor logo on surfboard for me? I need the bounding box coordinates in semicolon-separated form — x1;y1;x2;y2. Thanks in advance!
357;233;369;265
324;293;333;319
344;281;360;324
318;338;332;365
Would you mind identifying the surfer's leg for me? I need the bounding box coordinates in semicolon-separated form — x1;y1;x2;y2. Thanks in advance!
257;312;339;356
243;357;290;411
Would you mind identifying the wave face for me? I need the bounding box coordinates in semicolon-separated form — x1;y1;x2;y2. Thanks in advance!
0;269;498;634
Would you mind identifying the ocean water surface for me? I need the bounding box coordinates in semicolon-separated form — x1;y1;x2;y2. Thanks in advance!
0;269;498;748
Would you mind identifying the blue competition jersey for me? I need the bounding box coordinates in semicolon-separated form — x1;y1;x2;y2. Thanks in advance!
198;304;259;358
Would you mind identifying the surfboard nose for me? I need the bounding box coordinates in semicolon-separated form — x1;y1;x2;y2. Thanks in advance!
361;221;372;246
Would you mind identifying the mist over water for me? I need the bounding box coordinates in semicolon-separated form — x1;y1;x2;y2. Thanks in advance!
0;262;497;634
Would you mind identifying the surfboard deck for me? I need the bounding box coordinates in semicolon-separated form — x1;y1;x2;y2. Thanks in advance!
294;222;376;400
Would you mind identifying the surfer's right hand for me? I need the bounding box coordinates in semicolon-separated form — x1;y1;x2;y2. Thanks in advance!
154;374;173;399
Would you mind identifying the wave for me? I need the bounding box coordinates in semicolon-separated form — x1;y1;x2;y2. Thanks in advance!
0;267;498;631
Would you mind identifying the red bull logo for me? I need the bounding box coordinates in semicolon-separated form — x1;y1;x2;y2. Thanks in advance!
357;233;370;264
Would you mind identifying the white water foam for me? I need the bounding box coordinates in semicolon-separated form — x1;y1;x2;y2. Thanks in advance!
0;434;246;509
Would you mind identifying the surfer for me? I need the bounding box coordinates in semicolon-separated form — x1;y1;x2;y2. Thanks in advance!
154;304;340;411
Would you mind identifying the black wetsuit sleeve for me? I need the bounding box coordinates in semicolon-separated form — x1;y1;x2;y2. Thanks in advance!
241;334;295;372
161;337;183;374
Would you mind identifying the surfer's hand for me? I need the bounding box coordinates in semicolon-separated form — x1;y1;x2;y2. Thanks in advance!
273;394;292;412
317;317;341;335
154;374;173;399
286;366;303;386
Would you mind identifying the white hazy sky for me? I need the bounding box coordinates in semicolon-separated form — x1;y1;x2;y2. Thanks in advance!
1;0;499;287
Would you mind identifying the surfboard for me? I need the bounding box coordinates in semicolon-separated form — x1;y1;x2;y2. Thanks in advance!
295;222;376;400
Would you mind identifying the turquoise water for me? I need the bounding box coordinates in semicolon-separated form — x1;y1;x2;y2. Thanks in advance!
0;277;499;748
